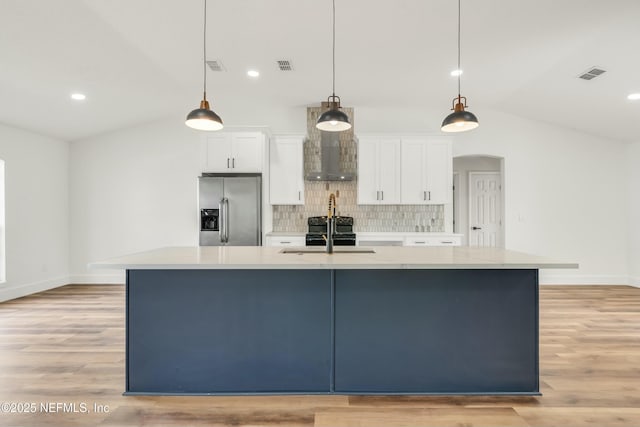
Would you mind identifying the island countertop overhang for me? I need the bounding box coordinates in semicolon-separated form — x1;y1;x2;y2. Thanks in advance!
89;246;578;270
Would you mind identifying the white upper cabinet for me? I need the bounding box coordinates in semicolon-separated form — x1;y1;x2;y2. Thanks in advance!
203;132;264;172
269;135;305;205
401;137;452;205
357;137;401;204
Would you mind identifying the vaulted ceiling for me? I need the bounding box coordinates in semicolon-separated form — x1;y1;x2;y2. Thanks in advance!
1;0;639;142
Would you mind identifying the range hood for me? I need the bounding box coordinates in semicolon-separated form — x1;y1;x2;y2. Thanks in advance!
305;105;356;181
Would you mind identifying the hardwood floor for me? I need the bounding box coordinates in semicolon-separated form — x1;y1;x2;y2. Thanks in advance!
0;284;638;426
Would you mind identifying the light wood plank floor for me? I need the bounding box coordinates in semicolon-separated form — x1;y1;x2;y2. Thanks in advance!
0;284;638;427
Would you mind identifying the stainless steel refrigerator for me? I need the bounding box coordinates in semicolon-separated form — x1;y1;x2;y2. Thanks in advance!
198;174;262;246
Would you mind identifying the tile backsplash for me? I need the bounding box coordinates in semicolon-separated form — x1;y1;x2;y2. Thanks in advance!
272;106;445;233
272;181;444;233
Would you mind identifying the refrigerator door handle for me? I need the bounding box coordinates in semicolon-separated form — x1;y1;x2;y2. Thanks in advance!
223;197;230;243
219;198;226;243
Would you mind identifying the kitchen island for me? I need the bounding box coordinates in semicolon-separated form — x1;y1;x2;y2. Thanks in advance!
91;246;577;396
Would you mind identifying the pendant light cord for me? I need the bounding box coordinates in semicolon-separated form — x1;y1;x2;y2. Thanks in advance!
203;0;208;100
332;0;336;97
457;0;461;98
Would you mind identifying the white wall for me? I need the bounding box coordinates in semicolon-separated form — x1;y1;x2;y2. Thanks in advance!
69;117;272;282
0;123;69;302
70;118;202;282
628;142;640;287
453;109;629;285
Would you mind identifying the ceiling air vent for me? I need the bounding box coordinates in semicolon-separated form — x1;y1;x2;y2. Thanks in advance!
206;60;226;72
277;60;293;71
578;66;606;81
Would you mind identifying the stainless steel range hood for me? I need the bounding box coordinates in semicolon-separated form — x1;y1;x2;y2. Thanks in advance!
305;105;356;181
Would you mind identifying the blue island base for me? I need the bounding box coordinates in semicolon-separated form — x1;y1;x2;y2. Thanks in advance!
126;268;539;395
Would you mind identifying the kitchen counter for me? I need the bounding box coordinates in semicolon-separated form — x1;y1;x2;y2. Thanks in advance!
99;246;576;396
91;246;575;270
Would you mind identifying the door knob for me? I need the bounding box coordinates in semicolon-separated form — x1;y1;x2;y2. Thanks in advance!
471;226;482;230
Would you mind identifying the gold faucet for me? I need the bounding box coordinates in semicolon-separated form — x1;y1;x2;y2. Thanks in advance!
324;193;337;253
327;193;336;219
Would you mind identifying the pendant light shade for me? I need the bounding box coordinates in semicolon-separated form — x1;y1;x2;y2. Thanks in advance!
441;96;479;132
186;100;223;131
316;0;351;132
441;0;478;133
317;96;351;131
186;0;223;131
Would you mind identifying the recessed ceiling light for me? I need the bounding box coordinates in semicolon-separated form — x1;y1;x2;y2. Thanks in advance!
70;93;86;101
247;70;260;78
450;69;463;77
627;93;640;100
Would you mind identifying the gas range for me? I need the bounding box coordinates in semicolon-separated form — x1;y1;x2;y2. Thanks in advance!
305;216;356;246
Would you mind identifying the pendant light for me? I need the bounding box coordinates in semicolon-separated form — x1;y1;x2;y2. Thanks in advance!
316;0;351;132
441;0;479;133
186;0;223;131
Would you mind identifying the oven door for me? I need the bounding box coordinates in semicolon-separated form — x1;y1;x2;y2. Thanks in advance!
333;236;356;246
306;234;326;246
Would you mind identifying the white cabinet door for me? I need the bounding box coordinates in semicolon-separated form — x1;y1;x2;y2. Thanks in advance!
270;136;304;205
400;138;427;204
400;137;452;205
377;138;401;204
357;138;379;204
357;137;401;205
425;139;452;204
231;133;263;172
205;134;233;172
203;132;263;172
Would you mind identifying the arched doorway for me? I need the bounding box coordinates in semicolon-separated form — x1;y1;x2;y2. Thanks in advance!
453;155;505;248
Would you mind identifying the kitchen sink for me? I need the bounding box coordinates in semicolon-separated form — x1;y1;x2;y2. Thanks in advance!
279;247;375;254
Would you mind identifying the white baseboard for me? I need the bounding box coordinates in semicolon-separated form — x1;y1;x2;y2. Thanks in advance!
0;276;69;303
629;277;640;288
540;274;631;285
68;274;125;285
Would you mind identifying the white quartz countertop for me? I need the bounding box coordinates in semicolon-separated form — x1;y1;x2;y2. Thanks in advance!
266;232;462;236
90;246;578;270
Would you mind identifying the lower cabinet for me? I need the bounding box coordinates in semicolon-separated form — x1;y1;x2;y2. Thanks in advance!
404;235;462;246
265;235;305;247
357;234;462;247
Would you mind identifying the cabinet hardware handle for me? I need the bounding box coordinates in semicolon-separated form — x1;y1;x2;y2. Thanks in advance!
298;191;301;200
376;191;379;200
415;241;426;244
381;191;384;200
227;158;230;168
232;158;235;168
423;191;426;200
471;226;482;230
428;191;431;201
281;241;291;244
442;241;453;244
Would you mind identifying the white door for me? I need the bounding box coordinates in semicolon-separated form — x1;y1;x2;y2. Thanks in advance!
205;134;233;171
357;138;380;204
400;138;426;204
231;133;263;172
469;172;502;247
269;136;304;205
425;140;452;204
377;138;401;204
